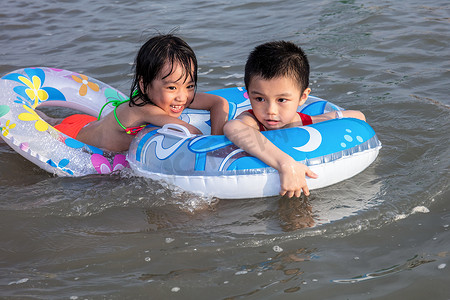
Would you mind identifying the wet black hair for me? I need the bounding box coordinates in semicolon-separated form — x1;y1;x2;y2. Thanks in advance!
244;41;309;93
129;34;198;106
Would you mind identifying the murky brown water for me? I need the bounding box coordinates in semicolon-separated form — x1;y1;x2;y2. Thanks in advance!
1;0;449;299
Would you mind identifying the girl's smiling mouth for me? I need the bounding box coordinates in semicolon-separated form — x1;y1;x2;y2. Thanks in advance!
170;105;184;113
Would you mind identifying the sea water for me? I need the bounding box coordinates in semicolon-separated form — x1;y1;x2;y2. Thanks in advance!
1;0;449;298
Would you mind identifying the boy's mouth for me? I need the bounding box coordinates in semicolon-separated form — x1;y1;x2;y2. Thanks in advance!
170;105;184;113
265;119;280;127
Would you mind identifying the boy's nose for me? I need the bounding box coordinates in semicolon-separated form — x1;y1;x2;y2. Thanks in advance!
267;102;277;115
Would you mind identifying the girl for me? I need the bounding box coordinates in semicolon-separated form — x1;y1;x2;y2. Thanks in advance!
43;34;229;152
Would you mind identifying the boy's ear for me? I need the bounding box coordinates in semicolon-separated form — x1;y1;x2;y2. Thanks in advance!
299;88;311;106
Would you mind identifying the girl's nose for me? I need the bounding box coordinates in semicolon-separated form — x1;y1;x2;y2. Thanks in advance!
175;88;189;102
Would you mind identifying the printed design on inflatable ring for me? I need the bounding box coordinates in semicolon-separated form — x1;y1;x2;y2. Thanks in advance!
0;105;11;135
47;158;73;175
340;128;364;148
1;119;16;137
151;135;190;160
219;148;245;171
71;74;99;96
62;137;103;154
2;68;66;108
292;127;322;152
104;88;128;103
91;154;129;174
14;95;33;107
18;105;49;131
0;105;10;117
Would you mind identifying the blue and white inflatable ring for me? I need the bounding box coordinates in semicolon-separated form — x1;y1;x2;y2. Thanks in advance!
128;87;382;199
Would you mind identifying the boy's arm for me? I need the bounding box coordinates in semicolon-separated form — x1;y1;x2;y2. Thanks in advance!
223;114;318;197
311;110;366;123
189;93;229;135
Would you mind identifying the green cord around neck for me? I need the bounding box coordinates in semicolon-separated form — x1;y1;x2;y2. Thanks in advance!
97;90;140;131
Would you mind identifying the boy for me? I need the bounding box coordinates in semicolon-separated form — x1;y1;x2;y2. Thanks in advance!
223;41;365;197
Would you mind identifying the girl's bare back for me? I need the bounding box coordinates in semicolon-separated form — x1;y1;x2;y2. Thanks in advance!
77;104;146;152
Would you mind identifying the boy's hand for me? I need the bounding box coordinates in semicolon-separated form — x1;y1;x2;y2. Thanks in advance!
278;161;318;197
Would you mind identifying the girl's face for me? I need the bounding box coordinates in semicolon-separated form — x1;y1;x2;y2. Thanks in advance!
247;75;310;130
143;61;196;117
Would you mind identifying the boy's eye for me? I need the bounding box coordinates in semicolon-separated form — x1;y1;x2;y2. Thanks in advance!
255;97;264;102
168;86;176;90
278;98;287;103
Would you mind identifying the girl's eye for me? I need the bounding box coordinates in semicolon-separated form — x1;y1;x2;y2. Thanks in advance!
168;86;176;90
187;84;196;89
255;97;264;102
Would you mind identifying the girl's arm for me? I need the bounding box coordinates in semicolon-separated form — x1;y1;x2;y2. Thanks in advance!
189;93;229;135
141;105;203;134
223;113;318;197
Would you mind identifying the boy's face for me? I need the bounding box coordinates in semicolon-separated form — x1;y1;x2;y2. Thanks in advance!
247;76;310;130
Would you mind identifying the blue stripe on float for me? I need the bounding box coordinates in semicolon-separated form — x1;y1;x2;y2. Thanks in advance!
194;153;207;171
135;128;159;162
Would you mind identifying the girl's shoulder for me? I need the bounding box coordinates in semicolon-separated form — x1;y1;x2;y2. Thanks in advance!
129;102;159;113
117;101;160;122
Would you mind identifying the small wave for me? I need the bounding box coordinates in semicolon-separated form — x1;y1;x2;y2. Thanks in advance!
394;205;430;221
331;254;436;283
